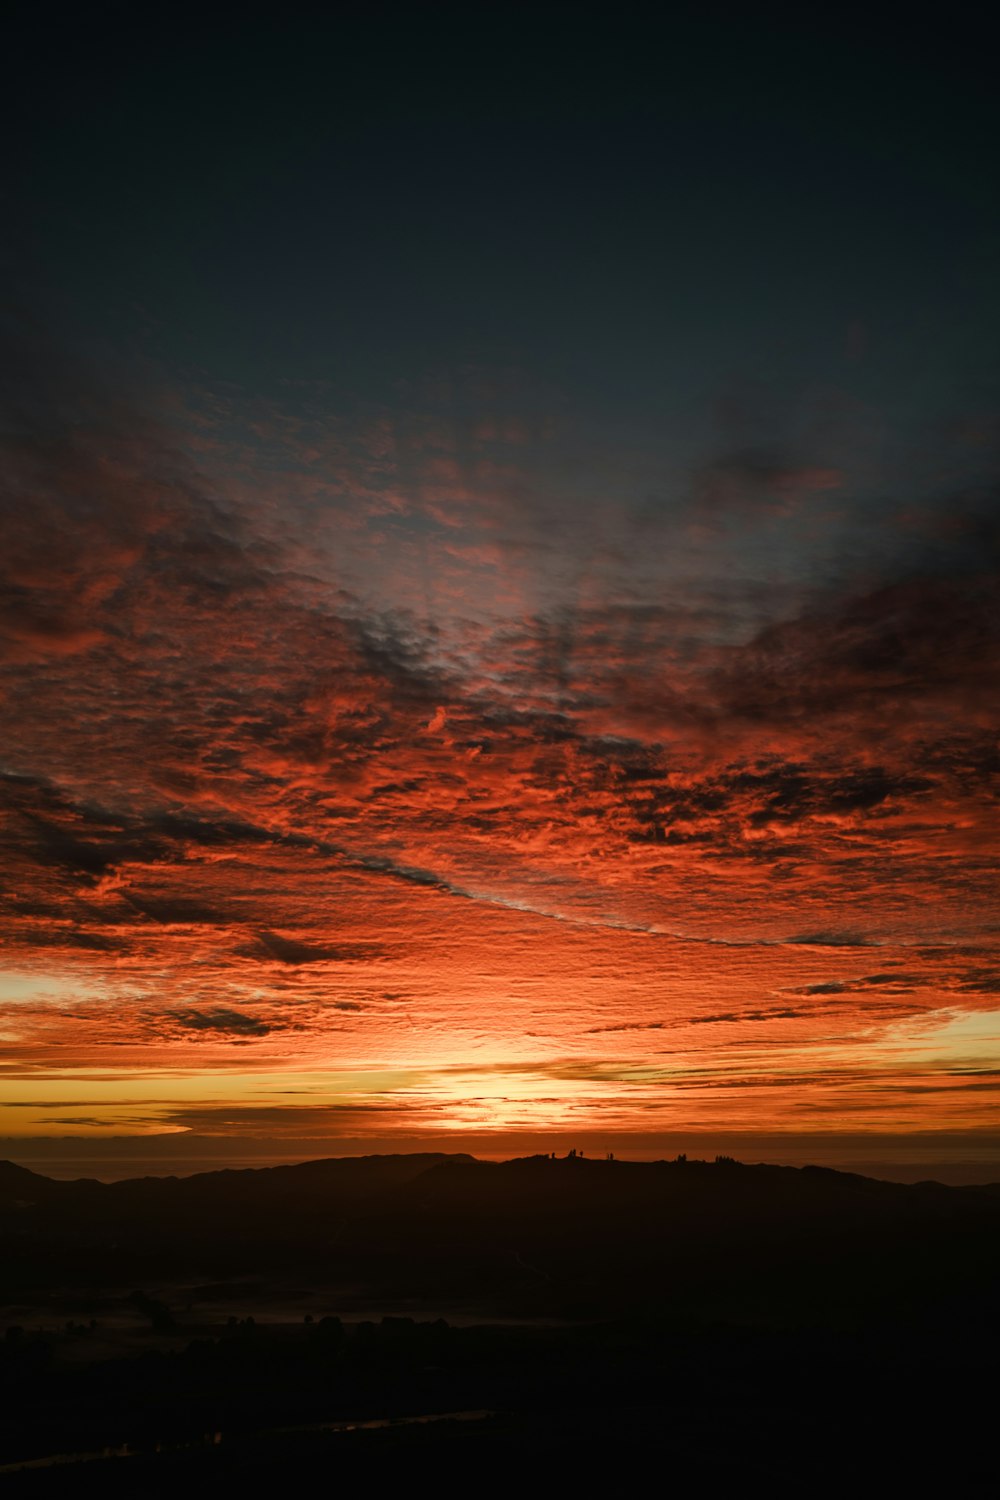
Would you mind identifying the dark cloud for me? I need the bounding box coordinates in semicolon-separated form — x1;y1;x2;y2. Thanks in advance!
586;1021;665;1035
160;1101;448;1135
173;1008;272;1037
127;897;235;927
786;933;874;948
710;574;999;727
688;1006;807;1025
41;1116;110;1127
692;449;841;518
252;931;387;965
13;925;127;953
956;972;1000;994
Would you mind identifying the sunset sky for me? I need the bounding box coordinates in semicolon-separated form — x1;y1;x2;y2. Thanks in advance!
2;7;998;1178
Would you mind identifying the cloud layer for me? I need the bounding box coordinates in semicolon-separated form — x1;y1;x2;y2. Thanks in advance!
1;335;998;1151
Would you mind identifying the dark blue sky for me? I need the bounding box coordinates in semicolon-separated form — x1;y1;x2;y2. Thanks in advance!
10;6;998;405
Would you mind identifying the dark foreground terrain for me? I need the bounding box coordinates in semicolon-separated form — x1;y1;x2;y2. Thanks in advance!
2;1152;998;1488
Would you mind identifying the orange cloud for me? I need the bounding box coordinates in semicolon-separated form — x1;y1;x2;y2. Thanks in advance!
1;353;997;1163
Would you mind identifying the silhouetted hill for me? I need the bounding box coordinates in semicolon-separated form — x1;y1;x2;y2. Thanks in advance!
0;1151;470;1216
3;1151;999;1323
2;1153;998;1485
0;1153;476;1282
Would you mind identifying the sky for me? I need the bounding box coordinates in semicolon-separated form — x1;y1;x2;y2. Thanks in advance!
2;5;999;1179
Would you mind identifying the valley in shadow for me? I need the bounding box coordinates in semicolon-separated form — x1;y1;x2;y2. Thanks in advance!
2;1151;997;1487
